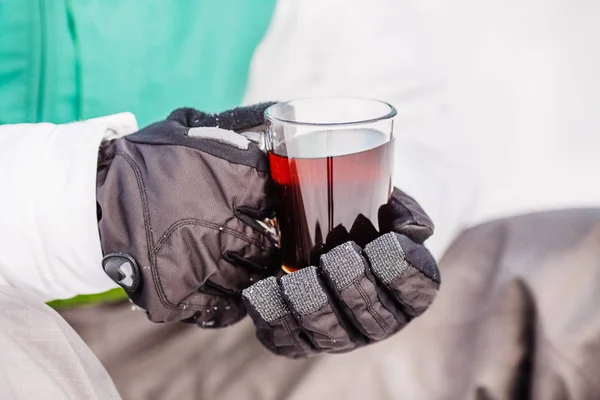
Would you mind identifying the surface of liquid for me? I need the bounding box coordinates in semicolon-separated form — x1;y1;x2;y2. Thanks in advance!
268;129;395;271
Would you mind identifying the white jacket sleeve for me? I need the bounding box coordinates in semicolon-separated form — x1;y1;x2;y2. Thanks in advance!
244;0;479;260
0;113;138;301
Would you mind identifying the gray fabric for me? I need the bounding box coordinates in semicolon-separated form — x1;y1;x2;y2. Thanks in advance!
56;208;600;400
385;264;440;317
337;274;399;340
259;313;317;359
364;232;409;284
401;208;600;400
97;105;278;327
378;188;435;244
280;266;328;315
63;304;320;398
320;241;365;290
297;303;356;353
242;221;438;358
241;277;289;322
0;286;120;400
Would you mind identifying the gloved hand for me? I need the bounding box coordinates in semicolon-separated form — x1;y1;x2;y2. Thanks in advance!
97;103;279;328
242;188;440;358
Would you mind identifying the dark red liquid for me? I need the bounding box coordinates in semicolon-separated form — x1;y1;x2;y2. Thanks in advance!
268;129;395;271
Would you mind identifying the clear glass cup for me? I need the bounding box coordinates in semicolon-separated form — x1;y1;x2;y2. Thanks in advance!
262;97;396;273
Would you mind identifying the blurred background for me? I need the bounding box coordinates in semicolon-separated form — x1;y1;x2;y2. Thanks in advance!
2;0;599;399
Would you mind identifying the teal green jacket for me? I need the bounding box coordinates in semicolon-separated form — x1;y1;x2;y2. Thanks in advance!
0;0;275;305
0;0;275;126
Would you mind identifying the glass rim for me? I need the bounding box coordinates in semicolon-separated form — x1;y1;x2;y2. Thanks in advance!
264;96;397;127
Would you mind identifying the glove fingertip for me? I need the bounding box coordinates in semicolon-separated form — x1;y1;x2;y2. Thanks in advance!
365;232;440;285
319;241;365;291
394;223;434;245
393;233;440;285
379;188;435;244
280;266;328;316
243;278;317;359
242;277;290;323
364;232;439;318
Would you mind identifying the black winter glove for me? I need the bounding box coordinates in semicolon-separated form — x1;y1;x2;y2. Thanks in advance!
242;188;440;358
97;104;279;327
97;102;440;357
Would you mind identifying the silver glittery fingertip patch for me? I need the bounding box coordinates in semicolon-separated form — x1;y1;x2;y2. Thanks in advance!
320;241;365;290
281;266;328;316
242;277;289;322
364;232;409;284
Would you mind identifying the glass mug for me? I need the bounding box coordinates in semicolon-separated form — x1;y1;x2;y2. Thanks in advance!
246;97;396;273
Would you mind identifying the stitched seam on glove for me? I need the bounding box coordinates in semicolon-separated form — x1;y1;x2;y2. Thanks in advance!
384;267;440;318
114;152;260;312
281;317;310;358
353;280;388;332
115;152;183;311
152;218;266;255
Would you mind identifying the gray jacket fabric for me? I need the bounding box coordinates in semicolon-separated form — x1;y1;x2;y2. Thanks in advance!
53;208;600;399
2;208;598;399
